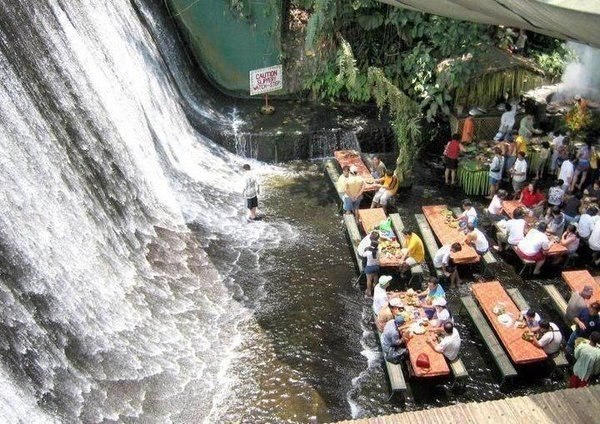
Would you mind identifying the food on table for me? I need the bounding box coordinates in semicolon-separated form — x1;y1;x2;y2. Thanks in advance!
522;331;534;341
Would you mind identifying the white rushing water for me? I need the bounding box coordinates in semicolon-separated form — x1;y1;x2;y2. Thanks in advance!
0;0;295;422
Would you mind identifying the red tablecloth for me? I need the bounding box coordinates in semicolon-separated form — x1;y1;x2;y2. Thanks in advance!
422;205;479;264
562;270;600;304
334;150;377;192
472;281;547;364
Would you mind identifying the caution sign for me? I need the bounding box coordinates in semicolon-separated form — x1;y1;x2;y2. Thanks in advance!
249;65;283;96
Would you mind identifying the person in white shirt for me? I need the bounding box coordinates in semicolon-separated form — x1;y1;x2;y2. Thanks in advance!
531;320;562;355
516;222;553;275
358;231;380;256
487;190;507;222
457;199;478;228
429;297;453;329
494;103;517;141
578;206;599;241
242;164;260;220
520;308;541;332
495;207;526;251
547;179;566;206
558;155;576;191
465;223;489;255
373;275;393;315
589;219;600;265
433;242;462;288
510;152;528;195
427;322;461;361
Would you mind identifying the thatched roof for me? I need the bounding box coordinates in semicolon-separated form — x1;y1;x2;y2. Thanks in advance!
437;46;545;78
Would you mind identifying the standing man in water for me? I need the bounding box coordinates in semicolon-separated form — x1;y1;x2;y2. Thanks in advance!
242;164;260;221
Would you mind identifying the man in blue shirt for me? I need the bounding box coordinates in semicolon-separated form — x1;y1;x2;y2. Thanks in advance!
381;315;409;364
567;302;600;354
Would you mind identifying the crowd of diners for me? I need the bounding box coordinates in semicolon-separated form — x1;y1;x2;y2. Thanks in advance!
337;96;600;385
374;275;461;365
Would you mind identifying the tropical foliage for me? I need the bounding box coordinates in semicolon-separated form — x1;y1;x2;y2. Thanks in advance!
297;0;567;180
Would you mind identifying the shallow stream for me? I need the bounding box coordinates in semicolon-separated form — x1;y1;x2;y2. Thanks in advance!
201;157;571;423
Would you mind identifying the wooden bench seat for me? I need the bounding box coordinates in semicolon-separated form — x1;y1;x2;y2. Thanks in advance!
543;284;569;326
507;287;569;370
343;214;364;275
415;214;444;278
324;159;344;202
461;296;517;384
449;357;469;380
389;213;424;287
509;245;536;276
373;319;407;397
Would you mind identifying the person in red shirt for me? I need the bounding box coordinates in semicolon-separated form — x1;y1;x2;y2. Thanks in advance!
443;133;464;185
519;181;545;216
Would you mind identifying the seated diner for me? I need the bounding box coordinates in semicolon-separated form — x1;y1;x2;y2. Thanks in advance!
516;221;554;275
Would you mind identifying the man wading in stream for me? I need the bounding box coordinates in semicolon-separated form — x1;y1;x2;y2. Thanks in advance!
242;164;260;221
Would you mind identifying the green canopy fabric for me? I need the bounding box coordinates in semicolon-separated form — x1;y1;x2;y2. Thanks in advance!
379;0;600;47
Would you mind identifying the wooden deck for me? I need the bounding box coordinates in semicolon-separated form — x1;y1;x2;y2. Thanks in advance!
333;385;600;423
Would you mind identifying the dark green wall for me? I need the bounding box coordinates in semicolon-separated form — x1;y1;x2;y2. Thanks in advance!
166;0;283;96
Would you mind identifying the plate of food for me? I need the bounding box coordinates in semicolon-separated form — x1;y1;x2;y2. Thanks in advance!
516;320;527;329
522;331;534;341
410;323;426;335
497;313;513;326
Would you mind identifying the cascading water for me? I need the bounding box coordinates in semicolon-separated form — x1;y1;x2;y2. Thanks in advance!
0;0;298;422
309;130;360;159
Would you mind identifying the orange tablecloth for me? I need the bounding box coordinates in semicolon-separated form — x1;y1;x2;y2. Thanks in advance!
501;201;567;257
502;200;524;219
421;205;479;264
397;293;450;378
472;281;547;365
357;208;402;266
334;150;378;192
562;270;600;304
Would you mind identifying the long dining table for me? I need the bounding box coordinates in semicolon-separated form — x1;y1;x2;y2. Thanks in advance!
501;200;568;257
334;150;378;192
357;208;403;267
421;205;479;264
472;281;547;365
562;270;600;304
396;291;450;378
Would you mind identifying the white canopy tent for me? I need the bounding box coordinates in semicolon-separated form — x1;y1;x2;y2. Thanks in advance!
378;0;600;48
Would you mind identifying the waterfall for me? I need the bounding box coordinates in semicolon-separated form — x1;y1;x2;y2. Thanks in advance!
0;0;291;422
309;130;360;159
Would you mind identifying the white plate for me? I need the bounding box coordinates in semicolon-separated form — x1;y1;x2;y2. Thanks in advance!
497;314;512;325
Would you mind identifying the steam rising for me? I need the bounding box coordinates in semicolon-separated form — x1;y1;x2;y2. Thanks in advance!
558;42;600;101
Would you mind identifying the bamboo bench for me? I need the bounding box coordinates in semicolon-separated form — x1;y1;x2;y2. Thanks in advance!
375;326;408;398
507;288;569;370
461;296;518;385
343;214;364;275
389;213;424;287
415;214;444;279
543;284;569;326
